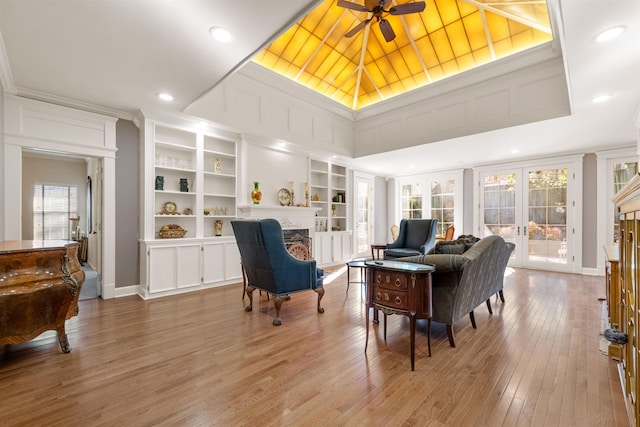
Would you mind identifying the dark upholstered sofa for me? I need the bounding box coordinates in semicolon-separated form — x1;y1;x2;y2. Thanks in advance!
398;235;515;347
384;219;438;259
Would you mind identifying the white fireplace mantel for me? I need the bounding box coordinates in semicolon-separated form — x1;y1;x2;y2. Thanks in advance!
237;205;321;231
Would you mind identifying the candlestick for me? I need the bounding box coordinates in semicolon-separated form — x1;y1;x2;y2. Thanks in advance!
289;181;295;206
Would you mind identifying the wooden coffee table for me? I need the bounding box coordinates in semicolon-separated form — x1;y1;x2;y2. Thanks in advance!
365;260;435;371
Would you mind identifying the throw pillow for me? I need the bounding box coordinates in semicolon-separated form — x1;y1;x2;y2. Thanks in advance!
431;240;466;255
456;235;480;251
429;235;481;255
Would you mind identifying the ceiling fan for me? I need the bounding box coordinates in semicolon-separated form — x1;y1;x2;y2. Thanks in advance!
338;0;426;42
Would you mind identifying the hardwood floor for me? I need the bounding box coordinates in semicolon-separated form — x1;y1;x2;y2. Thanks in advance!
0;267;629;426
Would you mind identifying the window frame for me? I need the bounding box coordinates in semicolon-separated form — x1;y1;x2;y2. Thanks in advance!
394;170;464;237
33;182;79;240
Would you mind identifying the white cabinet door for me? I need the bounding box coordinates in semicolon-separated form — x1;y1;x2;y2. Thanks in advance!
203;242;225;284
331;232;352;263
332;234;341;263
148;246;177;293
148;244;201;293
176;244;201;289
341;232;351;262
320;233;332;264
224;242;242;281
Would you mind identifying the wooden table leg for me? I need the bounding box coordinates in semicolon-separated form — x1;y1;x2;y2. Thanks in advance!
427;318;432;357
410;315;416;371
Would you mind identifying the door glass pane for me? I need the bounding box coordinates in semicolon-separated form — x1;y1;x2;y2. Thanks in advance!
430;179;454;237
401;182;422;219
356;179;370;253
483;173;516;242
527;168;567;264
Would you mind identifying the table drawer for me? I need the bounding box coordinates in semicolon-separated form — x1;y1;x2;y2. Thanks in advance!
371;269;408;290
373;286;407;309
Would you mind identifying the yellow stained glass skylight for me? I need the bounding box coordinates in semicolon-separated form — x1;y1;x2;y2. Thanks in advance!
253;0;552;111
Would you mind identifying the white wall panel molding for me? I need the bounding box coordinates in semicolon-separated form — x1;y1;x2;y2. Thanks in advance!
185;63;354;156
5;94;117;158
353;55;570;157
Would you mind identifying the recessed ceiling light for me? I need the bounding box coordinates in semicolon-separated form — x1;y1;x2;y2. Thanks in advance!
595;26;625;42
209;26;234;43
158;93;174;101
510;149;520;154
592;94;612;103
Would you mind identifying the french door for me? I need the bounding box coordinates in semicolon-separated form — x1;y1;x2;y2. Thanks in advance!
354;172;373;258
476;157;581;272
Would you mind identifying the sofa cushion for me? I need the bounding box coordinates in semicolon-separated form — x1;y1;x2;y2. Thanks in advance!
384;248;422;258
397;253;468;273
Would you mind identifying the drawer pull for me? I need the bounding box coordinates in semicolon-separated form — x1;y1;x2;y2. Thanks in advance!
395;296;402;305
384;292;390;301
376;292;381;300
376;274;381;283
395;278;401;287
385;275;391;284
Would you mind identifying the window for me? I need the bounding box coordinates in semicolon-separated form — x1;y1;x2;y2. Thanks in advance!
33;184;78;240
395;171;463;238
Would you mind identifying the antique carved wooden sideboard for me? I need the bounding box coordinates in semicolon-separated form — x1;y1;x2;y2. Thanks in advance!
0;240;85;353
613;173;640;426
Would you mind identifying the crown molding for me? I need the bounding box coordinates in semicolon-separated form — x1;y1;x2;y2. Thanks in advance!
11;86;133;121
0;29;15;94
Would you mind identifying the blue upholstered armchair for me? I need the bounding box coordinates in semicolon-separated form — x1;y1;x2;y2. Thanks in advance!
384;219;438;259
231;219;325;326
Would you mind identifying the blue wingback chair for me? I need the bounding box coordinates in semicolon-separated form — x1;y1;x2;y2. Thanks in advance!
231;219;325;326
384;219;438;259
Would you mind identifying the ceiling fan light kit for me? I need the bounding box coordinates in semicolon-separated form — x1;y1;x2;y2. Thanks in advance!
338;0;426;42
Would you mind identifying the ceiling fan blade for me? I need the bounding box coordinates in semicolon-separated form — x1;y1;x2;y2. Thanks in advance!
379;19;396;42
345;19;371;38
337;0;370;12
389;2;426;15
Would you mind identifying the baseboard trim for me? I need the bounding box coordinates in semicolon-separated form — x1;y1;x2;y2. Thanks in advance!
113;285;140;298
581;267;599;276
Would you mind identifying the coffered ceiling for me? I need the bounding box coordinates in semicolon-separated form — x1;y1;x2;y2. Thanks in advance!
253;0;553;110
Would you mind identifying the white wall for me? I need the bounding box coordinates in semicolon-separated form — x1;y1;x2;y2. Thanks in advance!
240;139;310;207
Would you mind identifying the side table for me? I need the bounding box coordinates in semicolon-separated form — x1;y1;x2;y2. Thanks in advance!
370;243;387;260
346;258;369;295
365;260;435;371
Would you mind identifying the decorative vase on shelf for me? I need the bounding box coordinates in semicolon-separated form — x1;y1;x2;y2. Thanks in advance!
214;220;223;236
180;178;189;192
251;182;262;204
